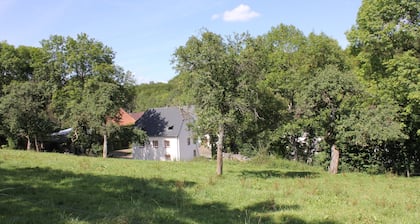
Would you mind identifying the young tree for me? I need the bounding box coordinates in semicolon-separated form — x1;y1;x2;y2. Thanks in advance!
173;31;261;175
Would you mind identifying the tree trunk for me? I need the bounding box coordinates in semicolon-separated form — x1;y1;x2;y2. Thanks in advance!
329;144;339;174
103;134;108;158
35;136;39;152
25;135;31;151
216;124;224;176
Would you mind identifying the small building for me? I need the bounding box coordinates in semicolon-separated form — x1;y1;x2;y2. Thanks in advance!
133;106;199;161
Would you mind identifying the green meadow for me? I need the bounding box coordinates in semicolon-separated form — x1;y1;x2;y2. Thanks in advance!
1;149;419;224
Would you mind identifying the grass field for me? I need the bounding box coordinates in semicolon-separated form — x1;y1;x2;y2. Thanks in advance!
0;149;419;224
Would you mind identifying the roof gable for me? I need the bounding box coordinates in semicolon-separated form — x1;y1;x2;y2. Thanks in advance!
113;108;144;126
129;112;144;121
135;106;194;137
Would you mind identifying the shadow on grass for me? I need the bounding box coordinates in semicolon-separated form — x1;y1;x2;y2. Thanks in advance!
279;214;341;224
245;200;300;212
240;170;319;179
0;166;280;223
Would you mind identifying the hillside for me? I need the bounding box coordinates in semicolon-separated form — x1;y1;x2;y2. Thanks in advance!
1;149;419;223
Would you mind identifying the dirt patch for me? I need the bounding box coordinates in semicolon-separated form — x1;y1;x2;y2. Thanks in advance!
108;149;132;159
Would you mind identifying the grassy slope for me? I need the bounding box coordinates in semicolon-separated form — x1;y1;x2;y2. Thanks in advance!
0;149;419;224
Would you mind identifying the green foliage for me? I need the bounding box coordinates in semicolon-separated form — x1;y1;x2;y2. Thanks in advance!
0;81;55;149
173;31;266;174
0;43;35;95
173;31;262;134
261;25;354;163
0;33;134;154
133;82;174;112
347;0;420;174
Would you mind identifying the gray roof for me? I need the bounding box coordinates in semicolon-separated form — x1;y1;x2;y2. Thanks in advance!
135;106;195;137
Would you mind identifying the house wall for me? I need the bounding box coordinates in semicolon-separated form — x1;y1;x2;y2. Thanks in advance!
132;123;199;161
161;137;178;161
178;121;199;161
133;137;178;161
132;144;164;161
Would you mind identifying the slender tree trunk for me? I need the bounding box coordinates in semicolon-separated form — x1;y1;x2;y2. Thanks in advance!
216;124;224;176
25;135;31;151
103;134;108;158
35;136;39;152
329;144;339;174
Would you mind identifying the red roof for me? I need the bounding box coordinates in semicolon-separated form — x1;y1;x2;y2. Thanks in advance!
114;108;143;126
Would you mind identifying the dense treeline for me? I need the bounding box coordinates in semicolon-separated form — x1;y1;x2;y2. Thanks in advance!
1;0;418;175
0;34;136;157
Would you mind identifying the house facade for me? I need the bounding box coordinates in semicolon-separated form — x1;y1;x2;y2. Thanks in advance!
133;106;198;161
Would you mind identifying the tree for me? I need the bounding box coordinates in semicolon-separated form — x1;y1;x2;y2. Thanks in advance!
83;79;123;158
0;42;33;94
0;81;54;150
261;25;350;162
347;0;420;175
294;65;405;173
173;31;261;175
47;33;133;156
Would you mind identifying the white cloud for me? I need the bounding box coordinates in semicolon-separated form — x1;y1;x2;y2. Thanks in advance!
219;4;260;22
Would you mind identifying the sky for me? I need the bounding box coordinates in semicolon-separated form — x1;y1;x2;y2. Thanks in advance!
1;0;362;84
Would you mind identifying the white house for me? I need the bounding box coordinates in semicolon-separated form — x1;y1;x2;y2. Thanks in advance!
133;106;199;161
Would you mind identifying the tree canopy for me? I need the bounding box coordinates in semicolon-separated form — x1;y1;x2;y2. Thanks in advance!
173;31;263;175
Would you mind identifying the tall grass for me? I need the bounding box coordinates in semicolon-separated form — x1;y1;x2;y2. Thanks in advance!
0;149;419;223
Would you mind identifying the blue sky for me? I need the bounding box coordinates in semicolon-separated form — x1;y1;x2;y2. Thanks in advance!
1;0;362;83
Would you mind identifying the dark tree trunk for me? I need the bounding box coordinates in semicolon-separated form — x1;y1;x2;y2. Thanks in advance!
216;124;224;176
329;144;339;174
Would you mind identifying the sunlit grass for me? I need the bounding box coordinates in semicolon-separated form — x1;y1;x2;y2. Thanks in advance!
1;149;419;223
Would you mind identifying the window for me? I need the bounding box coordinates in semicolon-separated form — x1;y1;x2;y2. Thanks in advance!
187;138;191;145
152;140;158;148
164;140;170;148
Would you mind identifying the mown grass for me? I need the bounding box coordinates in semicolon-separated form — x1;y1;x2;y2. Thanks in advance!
0;149;419;224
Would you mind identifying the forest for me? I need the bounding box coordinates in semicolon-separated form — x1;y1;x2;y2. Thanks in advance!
0;0;418;175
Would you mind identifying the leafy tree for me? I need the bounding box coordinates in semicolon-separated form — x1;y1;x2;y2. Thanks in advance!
294;66;405;173
47;33;133;156
0;81;54;150
0;42;33;93
82;79;123;158
261;25;350;162
173;31;261;175
347;0;420;175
